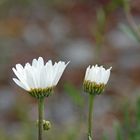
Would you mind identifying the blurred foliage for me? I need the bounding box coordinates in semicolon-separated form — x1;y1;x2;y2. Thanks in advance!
94;7;106;46
104;97;140;140
119;24;140;42
104;0;124;13
121;0;140;43
0;0;31;7
64;82;84;107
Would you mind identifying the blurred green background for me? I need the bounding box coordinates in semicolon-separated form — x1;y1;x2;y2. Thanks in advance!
0;0;140;139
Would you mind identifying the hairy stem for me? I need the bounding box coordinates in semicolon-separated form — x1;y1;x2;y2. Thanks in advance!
88;94;94;140
38;98;44;140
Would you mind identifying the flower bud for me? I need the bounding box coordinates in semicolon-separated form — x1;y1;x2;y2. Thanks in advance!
43;120;51;131
36;120;51;131
83;65;111;95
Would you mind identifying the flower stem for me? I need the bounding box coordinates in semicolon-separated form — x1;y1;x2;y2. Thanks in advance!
88;94;94;140
38;98;45;140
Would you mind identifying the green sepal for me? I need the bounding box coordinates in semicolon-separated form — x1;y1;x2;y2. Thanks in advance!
83;80;105;95
28;87;53;99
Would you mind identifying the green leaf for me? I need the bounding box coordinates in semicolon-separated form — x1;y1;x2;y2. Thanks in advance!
136;97;140;124
119;24;140;42
88;135;92;140
102;132;109;140
115;122;123;140
123;102;130;128
64;83;84;107
97;8;106;33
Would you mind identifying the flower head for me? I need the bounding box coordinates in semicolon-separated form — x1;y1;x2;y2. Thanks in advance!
12;57;69;98
83;65;111;95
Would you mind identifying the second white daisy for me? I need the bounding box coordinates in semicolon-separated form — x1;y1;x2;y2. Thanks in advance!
83;65;111;95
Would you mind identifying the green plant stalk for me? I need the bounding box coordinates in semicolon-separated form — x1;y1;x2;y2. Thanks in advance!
88;94;94;140
123;0;140;42
38;98;45;140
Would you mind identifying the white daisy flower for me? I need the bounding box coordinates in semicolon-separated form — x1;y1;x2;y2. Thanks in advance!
12;57;69;98
83;65;112;95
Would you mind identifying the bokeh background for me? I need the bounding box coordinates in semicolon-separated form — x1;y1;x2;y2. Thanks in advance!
0;0;140;140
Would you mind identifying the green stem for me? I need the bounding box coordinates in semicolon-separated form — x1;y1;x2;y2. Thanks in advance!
88;94;94;140
38;98;45;140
